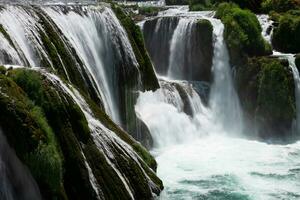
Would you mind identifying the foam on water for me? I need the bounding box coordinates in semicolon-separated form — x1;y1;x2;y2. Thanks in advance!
135;8;300;199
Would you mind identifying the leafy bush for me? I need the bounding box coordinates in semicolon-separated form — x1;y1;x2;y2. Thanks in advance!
216;3;271;65
138;6;160;16
189;0;214;11
258;59;295;121
261;0;300;13
272;13;300;53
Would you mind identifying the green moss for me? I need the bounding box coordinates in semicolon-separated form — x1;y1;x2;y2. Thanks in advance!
189;0;218;11
112;4;159;91
84;95;158;171
272;13;300;53
216;3;272;66
236;57;295;139
258;59;295;121
0;73;63;197
35;8;103;109
261;0;300;13
83;141;133;200
138;6;161;16
5;69;98;199
0;66;6;75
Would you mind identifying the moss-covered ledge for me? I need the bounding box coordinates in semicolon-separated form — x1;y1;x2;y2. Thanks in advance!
236;57;295;141
111;4;160;91
0;67;163;199
0;69;64;199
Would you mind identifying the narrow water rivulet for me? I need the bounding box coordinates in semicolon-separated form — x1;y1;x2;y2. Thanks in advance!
136;8;300;199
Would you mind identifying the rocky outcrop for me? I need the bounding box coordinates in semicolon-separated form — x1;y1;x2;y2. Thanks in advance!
143;17;180;75
143;17;213;82
236;57;295;141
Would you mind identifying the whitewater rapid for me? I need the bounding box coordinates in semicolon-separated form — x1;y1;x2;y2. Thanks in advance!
136;83;300;199
136;8;300;200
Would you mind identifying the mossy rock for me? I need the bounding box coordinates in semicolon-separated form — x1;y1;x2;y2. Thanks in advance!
272;13;300;53
112;4;159;91
236;57;295;140
0;73;64;198
193;19;213;82
0;65;6;74
216;3;272;66
6;68;163;198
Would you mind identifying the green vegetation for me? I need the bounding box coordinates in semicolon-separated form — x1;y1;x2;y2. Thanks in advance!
0;70;63;198
262;0;300;13
0;68;163;199
216;3;272;66
258;59;295;121
138;6;161;16
112;4;160;91
189;0;215;11
236;57;295;139
272;13;300;53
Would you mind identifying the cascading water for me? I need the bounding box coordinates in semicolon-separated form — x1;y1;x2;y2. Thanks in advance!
208;19;243;134
257;15;300;137
0;4;142;126
136;7;300;199
167;18;195;79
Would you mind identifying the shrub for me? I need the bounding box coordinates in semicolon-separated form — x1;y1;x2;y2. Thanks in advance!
272;13;300;53
261;0;300;13
138;6;160;16
258;59;295;121
216;3;272;65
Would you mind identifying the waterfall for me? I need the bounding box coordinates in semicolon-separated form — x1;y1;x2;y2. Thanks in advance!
289;56;300;136
137;16;244;149
0;129;41;200
135;79;209;147
208;19;244;134
257;15;300;136
0;4;141;125
136;8;300;199
167;18;195;79
42;70;160;199
142;11;214;78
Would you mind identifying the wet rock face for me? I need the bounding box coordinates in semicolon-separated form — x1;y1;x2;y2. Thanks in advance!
187;19;213;82
143;17;180;75
143;17;213;82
